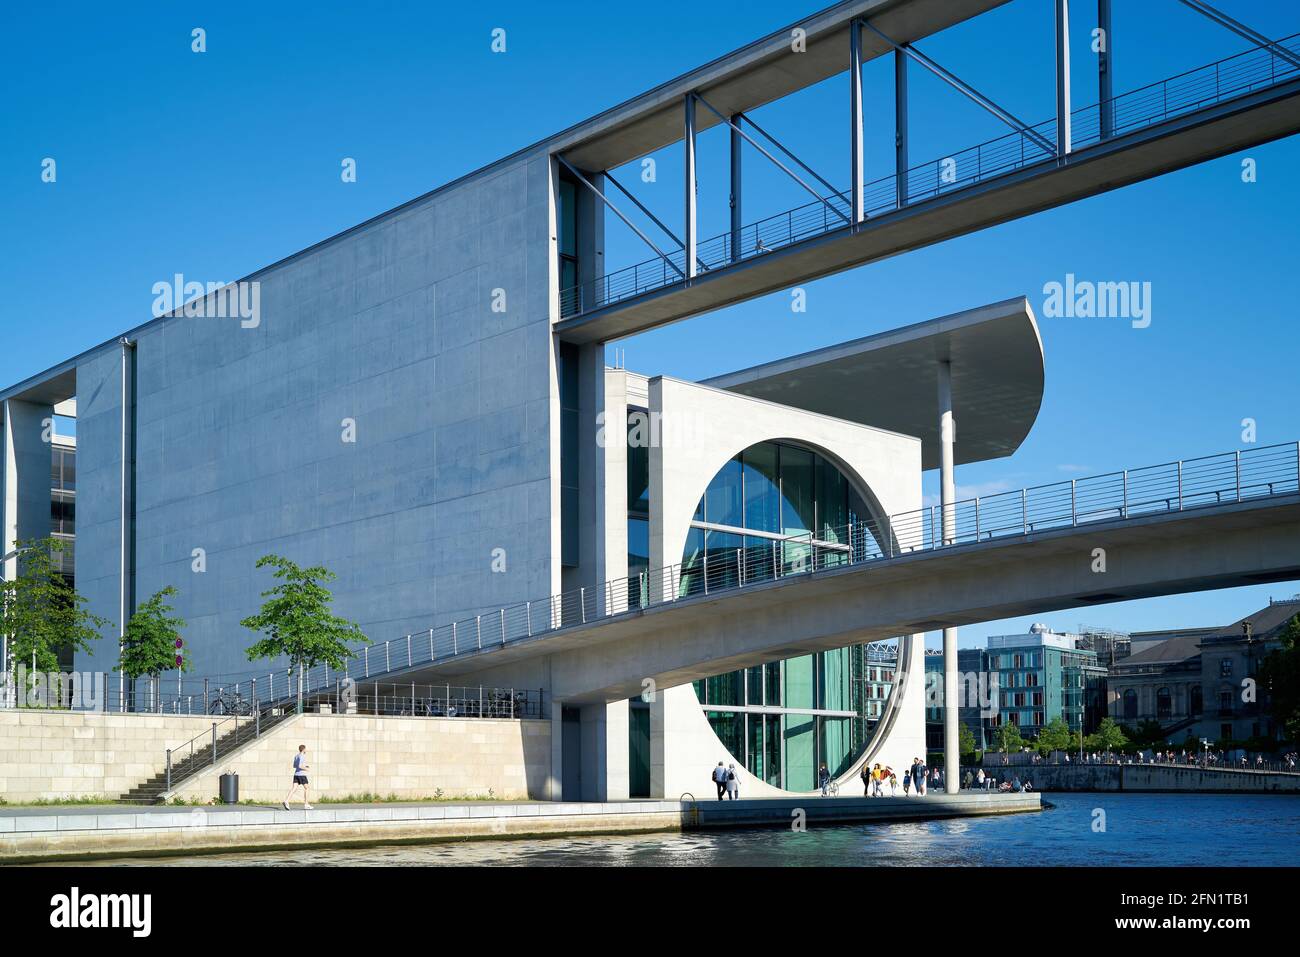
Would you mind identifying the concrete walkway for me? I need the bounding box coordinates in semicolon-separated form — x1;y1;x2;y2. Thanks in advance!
0;792;1041;864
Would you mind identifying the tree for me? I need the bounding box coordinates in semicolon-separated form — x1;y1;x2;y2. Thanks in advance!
1089;716;1129;752
1035;717;1074;755
119;587;188;712
1258;614;1300;744
959;723;977;759
994;720;1025;754
241;555;369;710
1;537;110;702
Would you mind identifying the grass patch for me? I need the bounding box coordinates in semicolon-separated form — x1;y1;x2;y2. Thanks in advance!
0;795;119;807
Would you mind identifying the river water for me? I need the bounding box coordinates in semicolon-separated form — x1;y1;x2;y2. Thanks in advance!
72;793;1300;867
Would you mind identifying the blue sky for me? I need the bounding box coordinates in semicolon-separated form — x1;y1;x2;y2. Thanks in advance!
2;1;1297;647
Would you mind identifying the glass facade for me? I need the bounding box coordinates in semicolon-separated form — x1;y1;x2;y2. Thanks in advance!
683;440;890;791
50;443;75;581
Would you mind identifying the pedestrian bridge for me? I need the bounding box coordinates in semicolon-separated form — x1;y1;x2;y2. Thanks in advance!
292;442;1300;704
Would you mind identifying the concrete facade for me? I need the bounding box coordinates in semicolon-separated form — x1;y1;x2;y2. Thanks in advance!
170;713;551;803
0;710;225;802
63;153;560;686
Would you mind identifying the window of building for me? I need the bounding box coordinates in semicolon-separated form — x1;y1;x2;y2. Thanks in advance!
1156;686;1172;720
1123;688;1138;720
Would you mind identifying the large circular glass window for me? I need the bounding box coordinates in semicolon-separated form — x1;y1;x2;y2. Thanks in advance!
684;440;897;791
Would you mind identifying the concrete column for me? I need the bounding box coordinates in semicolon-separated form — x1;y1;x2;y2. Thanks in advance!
937;360;960;794
580;698;629;801
3;398;54;704
548;700;564;800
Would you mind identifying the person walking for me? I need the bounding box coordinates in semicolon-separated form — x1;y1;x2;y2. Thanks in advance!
860;763;872;796
976;767;986;791
887;768;897;797
725;763;740;800
902;768;911;795
912;757;927;797
283;744;312;810
818;764;831;796
711;761;727;800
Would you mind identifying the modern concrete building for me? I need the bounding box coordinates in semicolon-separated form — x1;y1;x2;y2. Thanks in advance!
5;0;1300;803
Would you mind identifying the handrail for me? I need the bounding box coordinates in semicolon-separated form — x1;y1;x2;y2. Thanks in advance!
560;30;1300;318
259;441;1298;701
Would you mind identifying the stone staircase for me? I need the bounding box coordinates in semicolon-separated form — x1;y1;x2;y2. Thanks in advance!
117;707;296;804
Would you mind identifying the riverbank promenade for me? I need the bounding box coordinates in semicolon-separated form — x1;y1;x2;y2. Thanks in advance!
0;792;1040;864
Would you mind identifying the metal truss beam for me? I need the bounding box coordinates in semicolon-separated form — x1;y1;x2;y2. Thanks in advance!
730;114;743;263
694;93;852;226
1176;0;1300;70
1098;0;1115;138
1056;0;1072;157
863;21;1058;158
603;170;707;276
556;156;685;280
851;18;865;222
684;93;698;279
895;49;909;207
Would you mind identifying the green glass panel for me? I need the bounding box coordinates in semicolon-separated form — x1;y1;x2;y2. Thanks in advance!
765;714;782;786
780;445;814;535
784;712;816;791
705;455;743;527
742;443;780;533
784;655;814;711
628;705;651;798
707;711;744;762
746;713;763;780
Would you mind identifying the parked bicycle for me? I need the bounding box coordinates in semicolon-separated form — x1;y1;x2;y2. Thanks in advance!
208;689;253;716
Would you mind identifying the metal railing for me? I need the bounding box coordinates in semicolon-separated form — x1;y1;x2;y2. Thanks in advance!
559;30;1300;318
263;441;1298;700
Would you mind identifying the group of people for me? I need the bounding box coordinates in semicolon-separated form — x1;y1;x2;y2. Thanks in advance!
962;768;1033;793
859;763;896;796
711;761;741;800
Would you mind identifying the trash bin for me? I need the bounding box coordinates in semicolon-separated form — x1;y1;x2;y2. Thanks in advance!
219;771;239;804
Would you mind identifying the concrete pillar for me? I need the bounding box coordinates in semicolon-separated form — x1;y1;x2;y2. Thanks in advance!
3;398;54;703
548;700;564;800
937;360;960;794
580;699;630;801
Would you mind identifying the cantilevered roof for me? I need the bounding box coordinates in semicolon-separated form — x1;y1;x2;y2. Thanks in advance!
704;297;1043;470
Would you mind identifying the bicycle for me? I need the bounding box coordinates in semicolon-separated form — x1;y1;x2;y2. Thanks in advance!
208;690;252;716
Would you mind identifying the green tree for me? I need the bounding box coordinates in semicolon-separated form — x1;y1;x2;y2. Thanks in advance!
241;555;369;710
119;586;188;712
959;723;976;759
1258;614;1300;744
1091;716;1129;752
1035;717;1074;755
994;720;1025;754
1;537;110;702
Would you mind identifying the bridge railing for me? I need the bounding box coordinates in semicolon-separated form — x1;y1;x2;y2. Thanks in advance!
559;30;1300;319
251;441;1299;700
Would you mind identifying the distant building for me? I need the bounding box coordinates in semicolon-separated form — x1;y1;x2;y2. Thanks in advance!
1106;597;1300;746
926;625;1107;750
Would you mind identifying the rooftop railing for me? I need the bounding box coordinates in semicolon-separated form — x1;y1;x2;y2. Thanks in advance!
560;31;1300;319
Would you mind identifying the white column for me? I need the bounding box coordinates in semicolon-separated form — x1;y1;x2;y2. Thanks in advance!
1055;0;1072;157
549;700;564;800
850;20;865;223
684;93;698;278
938;360;960;794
